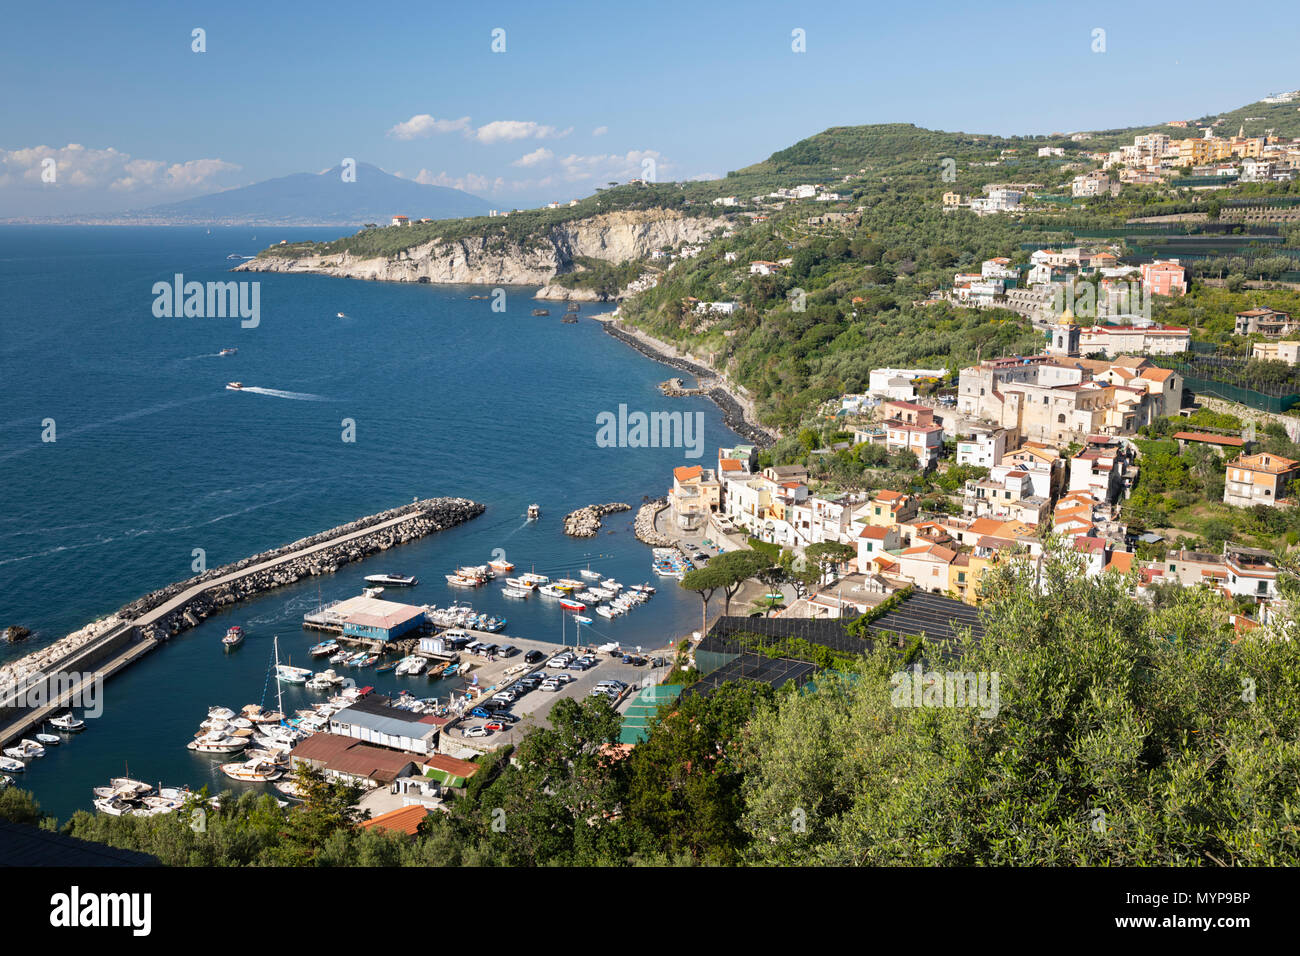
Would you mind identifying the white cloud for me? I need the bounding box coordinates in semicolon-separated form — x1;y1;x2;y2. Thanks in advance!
386;114;472;140
472;120;571;144
592;125;608;137
557;149;668;183
412;169;506;194
0;144;239;192
512;147;554;168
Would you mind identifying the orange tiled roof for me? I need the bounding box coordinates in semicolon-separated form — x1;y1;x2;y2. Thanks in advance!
360;805;432;836
673;465;703;482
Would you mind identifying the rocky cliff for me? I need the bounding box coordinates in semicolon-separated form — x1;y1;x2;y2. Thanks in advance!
234;209;725;291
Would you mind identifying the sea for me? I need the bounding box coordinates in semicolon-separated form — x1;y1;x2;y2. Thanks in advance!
0;225;740;822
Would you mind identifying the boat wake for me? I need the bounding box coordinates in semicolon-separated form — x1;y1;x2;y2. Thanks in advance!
232;387;328;402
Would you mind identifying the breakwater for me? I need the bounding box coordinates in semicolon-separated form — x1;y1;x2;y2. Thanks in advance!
0;497;483;743
563;502;631;537
598;320;775;447
634;497;676;547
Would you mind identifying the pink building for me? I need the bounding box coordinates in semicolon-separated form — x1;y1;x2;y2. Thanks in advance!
1140;259;1187;297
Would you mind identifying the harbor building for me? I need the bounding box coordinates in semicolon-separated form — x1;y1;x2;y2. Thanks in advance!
329;695;446;756
318;594;428;643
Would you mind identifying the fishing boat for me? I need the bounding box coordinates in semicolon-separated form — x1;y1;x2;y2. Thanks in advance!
519;571;549;587
502;586;529;599
50;712;86;732
225;382;244;390
309;638;338;657
445;574;478;588
442;663;461;678
557;578;585;590
375;659;398;674
358;654;379;668
580;566;603;580
347;651;370;667
488;557;514;573
527;503;540;520
0;757;25;773
34;732;60;747
504;576;535;590
221;757;283;782
560;598;587;611
425;662;449;679
538;584;567;598
222;625;244;648
364;573;418;587
218;347;238;355
329;650;350;665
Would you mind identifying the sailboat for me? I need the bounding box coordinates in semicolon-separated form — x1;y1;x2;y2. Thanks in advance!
273;636;311;684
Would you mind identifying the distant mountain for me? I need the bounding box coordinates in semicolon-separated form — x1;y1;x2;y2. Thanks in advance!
109;163;491;226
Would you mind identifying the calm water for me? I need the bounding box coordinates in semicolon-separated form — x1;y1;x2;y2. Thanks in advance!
0;226;737;821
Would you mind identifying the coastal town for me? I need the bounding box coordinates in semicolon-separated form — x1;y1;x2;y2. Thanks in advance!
5;5;1300;894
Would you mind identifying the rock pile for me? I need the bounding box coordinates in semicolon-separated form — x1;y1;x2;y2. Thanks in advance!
563;502;631;537
634;498;676;547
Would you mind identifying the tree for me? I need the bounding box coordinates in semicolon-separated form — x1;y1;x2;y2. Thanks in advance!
269;765;366;866
780;548;821;599
681;564;728;634
709;549;773;616
805;541;856;585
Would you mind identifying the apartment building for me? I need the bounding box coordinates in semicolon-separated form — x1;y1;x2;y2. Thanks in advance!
1235;308;1294;336
1223;452;1299;508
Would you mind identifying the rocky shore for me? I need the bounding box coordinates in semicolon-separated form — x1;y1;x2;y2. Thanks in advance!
634;498;676;547
563;502;631;537
1;498;484;683
596;319;776;448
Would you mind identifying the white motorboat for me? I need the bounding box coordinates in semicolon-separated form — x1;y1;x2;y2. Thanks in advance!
364;573;418;587
518;572;549;587
50;712;86;732
226;381;244;390
502;587;529;599
329;650;350;665
0;774;12;789
276;663;312;685
10;739;45;759
274;779;304;799
445;574;478;588
221;757;284;782
93;796;135;816
306;669;344;691
527;503;540;520
241;705;287;725
538;584;566;598
504;577;534;590
0;757;25;773
596;606;618;619
488;557;514;573
34;733;60;746
309;638;338;657
222;625;244;648
580;567;603;580
208;706;236;722
187;731;249;754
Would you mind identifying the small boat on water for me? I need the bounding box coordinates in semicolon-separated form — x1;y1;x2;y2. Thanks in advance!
34;733;60;747
580;567;603;580
222;626;244;648
309;638;338;657
337;312;347;318
276;663;312;685
365;573;418;587
358;654;379;668
596;606;617;619
50;712;86;732
538;584;566;599
527;504;540;520
221;758;283;782
0;774;12;790
556;578;585;590
489;557;514;573
218;347;238;355
225;382;244;390
93;796;135;816
504;576;534;590
187;731;249;754
306;669;344;691
3;740;45;760
574;615;594;625
208;706;236;721
0;757;25;773
560;599;587;611
375;660;398;674
329;650;350;665
502;586;529;599
531;309;550;316
347;651;370;667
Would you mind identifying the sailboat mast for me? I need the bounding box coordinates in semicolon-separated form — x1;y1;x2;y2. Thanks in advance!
274;636;284;716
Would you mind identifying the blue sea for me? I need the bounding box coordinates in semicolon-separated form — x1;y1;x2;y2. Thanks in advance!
0;226;738;821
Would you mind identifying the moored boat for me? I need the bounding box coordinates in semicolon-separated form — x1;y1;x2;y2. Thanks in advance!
309;638;338;657
0;757;25;773
50;712;86;732
364;573;418;586
221;757;283;782
502;586;529;599
488;557;514;573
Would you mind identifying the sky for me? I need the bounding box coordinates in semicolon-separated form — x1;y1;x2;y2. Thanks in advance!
2;0;1298;217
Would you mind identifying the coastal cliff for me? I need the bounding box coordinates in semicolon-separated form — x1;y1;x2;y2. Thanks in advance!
234;209;724;291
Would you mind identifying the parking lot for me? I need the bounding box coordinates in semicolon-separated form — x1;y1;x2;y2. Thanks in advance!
438;631;674;752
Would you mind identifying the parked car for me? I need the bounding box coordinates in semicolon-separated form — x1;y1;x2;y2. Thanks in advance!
650;657;667;668
499;645;519;657
628;656;647;667
524;650;545;664
540;681;560;692
548;656;572;668
463;725;490;738
468;706;493;720
484;722;506;732
492;711;519;724
553;673;574;685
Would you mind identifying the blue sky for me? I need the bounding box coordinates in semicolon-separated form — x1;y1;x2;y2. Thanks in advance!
2;0;1298;216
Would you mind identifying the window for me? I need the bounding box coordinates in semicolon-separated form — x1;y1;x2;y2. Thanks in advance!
1057;414;1066;423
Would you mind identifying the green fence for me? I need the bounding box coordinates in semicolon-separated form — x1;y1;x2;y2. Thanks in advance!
1155;363;1300;413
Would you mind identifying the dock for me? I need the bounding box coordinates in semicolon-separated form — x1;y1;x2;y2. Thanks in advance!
0;497;484;747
